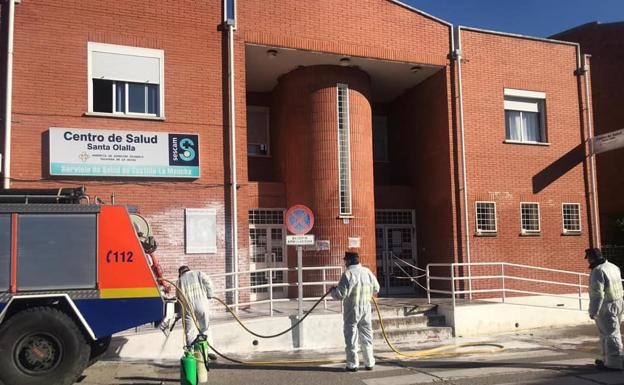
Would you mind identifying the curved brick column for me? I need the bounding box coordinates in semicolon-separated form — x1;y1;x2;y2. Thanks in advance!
271;65;375;295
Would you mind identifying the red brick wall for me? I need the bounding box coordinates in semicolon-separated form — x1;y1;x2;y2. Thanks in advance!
459;29;591;280
554;23;624;245
5;0;252;290
389;68;458;268
238;0;451;67
271;65;376;294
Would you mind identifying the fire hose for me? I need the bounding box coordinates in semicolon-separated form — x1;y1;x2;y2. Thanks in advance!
165;279;504;365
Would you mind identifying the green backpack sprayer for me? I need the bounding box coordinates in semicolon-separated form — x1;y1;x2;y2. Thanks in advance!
181;334;210;385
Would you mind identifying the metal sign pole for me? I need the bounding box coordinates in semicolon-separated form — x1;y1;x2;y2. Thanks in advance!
297;245;303;319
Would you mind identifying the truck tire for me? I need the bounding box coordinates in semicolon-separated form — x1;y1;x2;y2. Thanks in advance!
0;306;91;385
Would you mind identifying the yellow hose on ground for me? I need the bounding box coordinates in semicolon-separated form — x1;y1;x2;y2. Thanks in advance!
164;279;503;365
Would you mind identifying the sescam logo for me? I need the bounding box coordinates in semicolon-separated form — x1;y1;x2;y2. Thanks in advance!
169;134;199;167
179;138;196;161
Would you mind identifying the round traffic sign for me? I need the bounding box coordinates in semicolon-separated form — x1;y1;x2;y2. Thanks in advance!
285;205;314;235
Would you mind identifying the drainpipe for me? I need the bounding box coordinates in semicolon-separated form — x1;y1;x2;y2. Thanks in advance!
225;12;239;308
454;27;473;299
2;0;16;189
580;54;601;248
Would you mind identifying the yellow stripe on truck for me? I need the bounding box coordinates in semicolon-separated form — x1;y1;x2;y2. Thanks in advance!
100;287;160;299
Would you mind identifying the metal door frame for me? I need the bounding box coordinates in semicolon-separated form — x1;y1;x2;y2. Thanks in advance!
375;210;417;295
249;223;287;301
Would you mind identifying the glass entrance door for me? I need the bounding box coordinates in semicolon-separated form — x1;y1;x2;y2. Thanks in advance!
375;210;417;295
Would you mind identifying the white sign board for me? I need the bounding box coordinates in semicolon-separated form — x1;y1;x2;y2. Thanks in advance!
49;127;200;178
286;234;315;246
592;128;624;155
348;237;361;248
185;208;217;254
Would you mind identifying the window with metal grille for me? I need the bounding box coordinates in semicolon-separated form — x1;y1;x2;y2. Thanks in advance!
250;272;268;293
562;203;581;233
337;84;352;216
476;202;497;233
248;209;284;225
521;203;540;234
375;210;414;226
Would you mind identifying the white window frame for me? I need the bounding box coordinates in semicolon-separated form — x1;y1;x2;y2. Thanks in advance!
87;42;165;119
562;203;582;234
475;201;497;234
247;106;271;157
503;88;547;145
520;202;541;235
337;83;353;217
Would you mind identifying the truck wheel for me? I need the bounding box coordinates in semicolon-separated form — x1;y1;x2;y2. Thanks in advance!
88;336;111;367
0;306;91;385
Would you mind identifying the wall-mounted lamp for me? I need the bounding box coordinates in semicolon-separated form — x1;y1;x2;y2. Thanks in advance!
339;57;351;67
410;65;423;73
267;49;278;58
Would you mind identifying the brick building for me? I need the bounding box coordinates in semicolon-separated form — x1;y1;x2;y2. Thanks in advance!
0;0;599;299
553;22;624;248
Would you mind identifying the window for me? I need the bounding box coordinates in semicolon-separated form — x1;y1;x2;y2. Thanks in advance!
504;89;546;143
476;202;497;234
563;203;581;234
337;84;352;216
247;106;270;156
88;42;164;117
521;203;540;234
373;116;388;162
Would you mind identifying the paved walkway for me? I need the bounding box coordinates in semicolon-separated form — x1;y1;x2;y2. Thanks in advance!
80;324;624;385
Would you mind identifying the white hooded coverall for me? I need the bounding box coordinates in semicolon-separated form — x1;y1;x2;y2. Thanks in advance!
178;270;215;346
332;263;380;369
589;260;624;369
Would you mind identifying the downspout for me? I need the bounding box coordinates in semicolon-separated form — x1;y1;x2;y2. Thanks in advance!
454;27;472;299
225;9;239;308
2;0;16;189
581;54;601;247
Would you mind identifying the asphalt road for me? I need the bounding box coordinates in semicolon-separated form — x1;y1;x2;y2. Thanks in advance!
79;324;624;385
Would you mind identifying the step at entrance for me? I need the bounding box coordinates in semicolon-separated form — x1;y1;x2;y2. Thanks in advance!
373;300;453;348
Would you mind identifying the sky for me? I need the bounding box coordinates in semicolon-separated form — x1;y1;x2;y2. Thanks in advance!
405;0;624;37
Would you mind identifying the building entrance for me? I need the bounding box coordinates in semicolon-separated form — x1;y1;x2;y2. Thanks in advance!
375;210;418;295
248;209;288;301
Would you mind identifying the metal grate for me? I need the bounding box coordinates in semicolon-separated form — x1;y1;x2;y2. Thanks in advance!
249;209;284;225
521;203;540;233
476;202;497;233
375;210;414;225
337;84;352;216
562;203;581;233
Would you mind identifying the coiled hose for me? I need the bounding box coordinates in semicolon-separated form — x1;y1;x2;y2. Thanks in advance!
165;279;503;365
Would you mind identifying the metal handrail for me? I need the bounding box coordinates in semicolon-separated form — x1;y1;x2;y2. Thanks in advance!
426;262;590;310
208;265;343;317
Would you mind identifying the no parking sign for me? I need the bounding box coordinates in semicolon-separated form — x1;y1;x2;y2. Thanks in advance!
285;205;314;235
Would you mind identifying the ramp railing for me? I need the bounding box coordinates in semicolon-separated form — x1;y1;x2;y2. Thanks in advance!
209;265;343;317
426;262;590;311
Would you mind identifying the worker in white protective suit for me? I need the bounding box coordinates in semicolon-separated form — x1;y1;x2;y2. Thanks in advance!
177;265;218;360
587;248;624;371
331;252;380;372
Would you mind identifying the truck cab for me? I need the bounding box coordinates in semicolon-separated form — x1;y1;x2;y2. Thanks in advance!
0;187;166;385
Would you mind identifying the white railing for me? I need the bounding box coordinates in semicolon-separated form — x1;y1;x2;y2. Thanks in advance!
426;262;590;310
209;265;343;317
